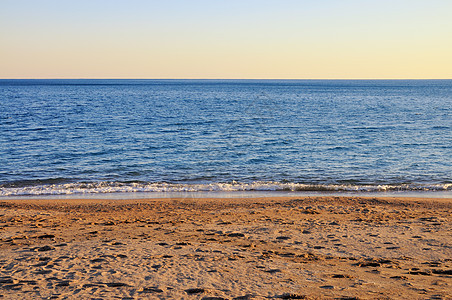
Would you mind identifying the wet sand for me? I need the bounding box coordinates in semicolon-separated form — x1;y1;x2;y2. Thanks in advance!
0;196;451;299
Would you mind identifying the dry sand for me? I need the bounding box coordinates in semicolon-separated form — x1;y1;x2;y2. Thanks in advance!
0;196;451;299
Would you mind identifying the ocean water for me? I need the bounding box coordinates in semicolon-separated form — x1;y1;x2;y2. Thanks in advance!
0;79;451;197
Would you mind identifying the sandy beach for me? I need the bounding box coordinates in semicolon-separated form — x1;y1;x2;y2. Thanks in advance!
0;196;451;299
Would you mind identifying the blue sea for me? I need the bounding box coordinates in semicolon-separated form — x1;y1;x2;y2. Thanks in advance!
0;79;451;198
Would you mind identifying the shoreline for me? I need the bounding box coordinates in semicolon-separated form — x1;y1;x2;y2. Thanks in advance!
2;194;452;204
2;189;452;201
1;196;451;299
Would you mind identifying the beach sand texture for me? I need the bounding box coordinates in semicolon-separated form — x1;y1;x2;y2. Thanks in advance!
0;196;451;299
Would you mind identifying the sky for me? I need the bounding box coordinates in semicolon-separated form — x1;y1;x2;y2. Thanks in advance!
1;0;452;79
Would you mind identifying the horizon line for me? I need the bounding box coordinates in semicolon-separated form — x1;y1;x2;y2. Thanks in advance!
1;78;452;81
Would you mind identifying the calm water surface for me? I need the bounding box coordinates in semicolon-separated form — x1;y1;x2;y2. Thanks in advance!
0;79;451;196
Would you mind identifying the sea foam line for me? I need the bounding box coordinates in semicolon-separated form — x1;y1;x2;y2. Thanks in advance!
0;181;451;196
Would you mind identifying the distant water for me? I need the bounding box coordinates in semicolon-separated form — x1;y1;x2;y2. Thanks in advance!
0;79;451;197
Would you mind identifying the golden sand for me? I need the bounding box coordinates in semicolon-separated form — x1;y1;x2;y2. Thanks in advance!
1;196;451;299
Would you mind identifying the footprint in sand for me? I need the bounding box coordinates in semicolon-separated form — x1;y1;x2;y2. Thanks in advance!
185;288;205;294
139;287;164;293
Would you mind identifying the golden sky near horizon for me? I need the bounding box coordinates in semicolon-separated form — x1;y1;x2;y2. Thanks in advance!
1;0;451;79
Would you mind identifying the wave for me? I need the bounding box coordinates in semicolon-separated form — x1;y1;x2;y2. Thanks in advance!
0;181;451;197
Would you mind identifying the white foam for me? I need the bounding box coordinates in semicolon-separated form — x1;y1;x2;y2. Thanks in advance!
0;181;450;197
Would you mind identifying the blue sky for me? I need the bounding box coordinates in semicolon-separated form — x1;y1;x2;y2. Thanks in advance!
1;0;451;78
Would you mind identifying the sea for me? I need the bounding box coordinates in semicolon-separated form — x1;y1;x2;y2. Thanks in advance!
0;79;451;199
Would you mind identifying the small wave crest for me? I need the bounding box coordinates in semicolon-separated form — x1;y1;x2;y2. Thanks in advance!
0;181;451;197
